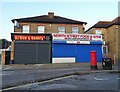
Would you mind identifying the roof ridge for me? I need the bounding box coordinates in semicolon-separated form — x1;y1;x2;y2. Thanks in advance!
98;21;111;23
11;14;87;24
55;15;87;23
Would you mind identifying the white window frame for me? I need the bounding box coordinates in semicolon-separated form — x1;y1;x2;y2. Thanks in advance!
38;26;45;33
22;25;29;33
102;45;108;54
72;27;79;34
96;30;102;34
58;26;65;34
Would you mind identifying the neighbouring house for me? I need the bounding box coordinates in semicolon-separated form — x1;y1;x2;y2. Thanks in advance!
10;12;87;64
85;17;120;63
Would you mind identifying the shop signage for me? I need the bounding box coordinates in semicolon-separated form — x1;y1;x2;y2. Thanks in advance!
13;35;46;41
52;33;102;41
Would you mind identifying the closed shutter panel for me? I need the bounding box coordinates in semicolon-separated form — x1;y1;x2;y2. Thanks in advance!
14;41;51;64
14;42;36;64
76;45;102;62
37;42;51;64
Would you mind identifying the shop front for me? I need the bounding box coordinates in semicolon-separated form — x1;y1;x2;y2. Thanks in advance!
11;33;52;64
52;33;103;63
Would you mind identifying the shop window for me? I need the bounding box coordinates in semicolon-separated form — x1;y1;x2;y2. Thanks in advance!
72;27;78;34
58;26;65;34
22;25;29;33
38;26;45;33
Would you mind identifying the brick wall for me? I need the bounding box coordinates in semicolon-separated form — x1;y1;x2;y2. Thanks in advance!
1;51;5;65
85;28;108;43
11;41;14;61
107;25;119;63
118;25;120;63
14;22;84;34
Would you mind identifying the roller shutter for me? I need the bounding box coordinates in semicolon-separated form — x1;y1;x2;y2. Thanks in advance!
14;41;51;64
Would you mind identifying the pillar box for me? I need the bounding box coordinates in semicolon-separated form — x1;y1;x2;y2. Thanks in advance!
90;51;97;69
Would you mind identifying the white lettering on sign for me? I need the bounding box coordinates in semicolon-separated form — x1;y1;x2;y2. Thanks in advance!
52;33;102;41
67;41;90;44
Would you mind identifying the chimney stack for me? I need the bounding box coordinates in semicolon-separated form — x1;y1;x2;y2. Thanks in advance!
48;12;54;19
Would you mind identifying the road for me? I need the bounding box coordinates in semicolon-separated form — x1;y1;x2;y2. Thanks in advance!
2;66;90;88
1;63;120;91
8;73;120;90
3;72;119;91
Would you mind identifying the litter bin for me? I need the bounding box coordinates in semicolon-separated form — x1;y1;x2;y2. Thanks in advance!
102;58;112;70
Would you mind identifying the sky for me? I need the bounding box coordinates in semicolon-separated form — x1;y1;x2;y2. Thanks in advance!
0;0;119;41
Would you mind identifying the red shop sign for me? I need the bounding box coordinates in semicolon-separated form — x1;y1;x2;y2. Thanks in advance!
14;35;45;41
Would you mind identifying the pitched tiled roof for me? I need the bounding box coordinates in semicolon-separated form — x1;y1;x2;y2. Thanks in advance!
85;16;120;33
11;15;87;25
110;16;120;25
92;21;111;28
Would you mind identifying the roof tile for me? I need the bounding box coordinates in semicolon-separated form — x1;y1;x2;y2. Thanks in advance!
12;15;87;25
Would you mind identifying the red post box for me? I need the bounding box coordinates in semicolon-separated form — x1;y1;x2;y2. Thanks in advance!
90;51;97;69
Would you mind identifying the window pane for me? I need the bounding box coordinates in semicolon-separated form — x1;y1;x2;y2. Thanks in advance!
23;25;29;33
102;45;108;54
96;30;101;34
58;26;65;34
72;27;78;34
38;26;45;33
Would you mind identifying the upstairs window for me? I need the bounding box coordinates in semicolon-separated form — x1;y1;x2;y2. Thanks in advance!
96;30;101;34
72;27;79;34
38;26;45;33
22;25;29;33
58;26;65;34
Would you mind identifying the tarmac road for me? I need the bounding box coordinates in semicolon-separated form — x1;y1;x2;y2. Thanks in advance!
1;63;120;91
2;65;90;88
4;72;119;91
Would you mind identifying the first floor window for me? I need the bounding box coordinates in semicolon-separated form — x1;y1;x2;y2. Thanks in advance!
72;27;78;34
96;30;101;34
22;25;29;33
38;26;45;33
58;26;65;34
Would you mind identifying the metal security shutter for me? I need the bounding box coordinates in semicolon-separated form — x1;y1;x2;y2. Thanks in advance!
14;41;51;64
76;44;102;62
52;43;75;57
52;42;102;63
37;42;51;64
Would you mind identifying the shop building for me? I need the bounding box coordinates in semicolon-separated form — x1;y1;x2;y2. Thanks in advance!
10;12;87;64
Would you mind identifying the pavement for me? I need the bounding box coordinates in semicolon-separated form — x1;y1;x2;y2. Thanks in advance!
1;62;120;91
2;62;119;70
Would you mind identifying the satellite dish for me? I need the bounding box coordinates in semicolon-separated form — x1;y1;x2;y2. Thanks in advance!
14;20;19;28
